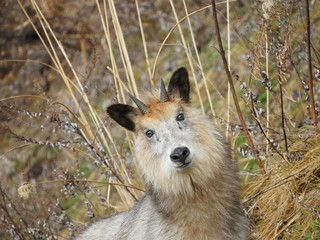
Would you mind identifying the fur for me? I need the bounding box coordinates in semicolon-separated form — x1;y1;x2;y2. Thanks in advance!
77;67;249;240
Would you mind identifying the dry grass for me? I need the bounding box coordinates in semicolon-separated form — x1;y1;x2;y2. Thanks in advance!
0;0;319;239
245;131;320;239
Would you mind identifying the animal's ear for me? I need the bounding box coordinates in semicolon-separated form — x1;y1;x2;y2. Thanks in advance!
107;104;137;131
168;67;190;103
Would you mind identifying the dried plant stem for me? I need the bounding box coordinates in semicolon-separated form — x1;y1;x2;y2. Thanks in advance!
151;4;211;80
0;59;58;71
108;0;139;97
226;0;232;140
25;0;95;142
311;42;320;64
0;143;33;158
0;188;26;240
211;0;265;174
305;0;317;126
98;0;125;102
23;179;145;192
135;0;152;85
0;186;30;228
250;98;287;162
101;0;130;106
279;80;289;153
151;2;232;81
98;0;143;203
244;165;309;203
265;33;270;167
100;1;141;199
182;0;217;120
170;0;205;114
20;0;138;206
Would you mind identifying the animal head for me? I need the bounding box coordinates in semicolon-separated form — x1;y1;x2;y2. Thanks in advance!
107;68;226;195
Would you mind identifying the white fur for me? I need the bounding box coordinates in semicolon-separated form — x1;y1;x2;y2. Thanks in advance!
77;89;249;240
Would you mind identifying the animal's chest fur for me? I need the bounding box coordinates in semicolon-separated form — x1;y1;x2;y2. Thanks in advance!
152;187;229;240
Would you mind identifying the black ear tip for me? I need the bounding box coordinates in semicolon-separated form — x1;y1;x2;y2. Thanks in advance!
106;104;136;131
106;104;118;116
175;67;188;75
168;67;190;103
107;104;135;116
172;67;189;83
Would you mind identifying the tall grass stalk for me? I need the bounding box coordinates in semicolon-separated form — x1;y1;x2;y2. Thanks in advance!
21;0;139;208
100;0;140;186
107;0;138;97
211;0;266;174
150;2;230;80
169;0;205;114
265;33;270;168
3;1;319;238
182;0;216;120
305;0;318;127
27;0;94;139
96;0;123;103
226;0;232;140
135;0;152;85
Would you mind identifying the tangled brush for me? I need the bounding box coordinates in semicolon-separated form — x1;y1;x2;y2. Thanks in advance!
245;131;320;239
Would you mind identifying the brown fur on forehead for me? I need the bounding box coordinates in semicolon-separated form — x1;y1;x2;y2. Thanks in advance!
139;88;186;106
133;88;186;129
138;101;182;126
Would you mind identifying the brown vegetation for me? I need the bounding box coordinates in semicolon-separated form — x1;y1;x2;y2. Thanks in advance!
0;0;319;239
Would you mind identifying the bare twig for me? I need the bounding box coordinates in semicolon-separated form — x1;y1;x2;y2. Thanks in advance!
226;0;232;140
211;0;266;174
19;179;145;193
311;42;320;65
0;187;27;240
250;99;287;162
278;80;289;153
305;0;317;126
265;32;270;168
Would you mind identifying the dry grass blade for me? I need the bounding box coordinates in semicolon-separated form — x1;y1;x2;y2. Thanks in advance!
245;133;320;239
135;0;152;85
151;1;234;80
226;0;232;139
1;1;319;239
18;0;139;206
169;0;205;114
182;0;217;120
108;0;138;97
0;143;34;159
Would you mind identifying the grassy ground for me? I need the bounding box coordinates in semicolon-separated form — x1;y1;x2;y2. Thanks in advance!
0;0;319;239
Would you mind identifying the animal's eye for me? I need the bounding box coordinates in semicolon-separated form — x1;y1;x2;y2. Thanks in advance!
176;113;185;121
145;129;154;138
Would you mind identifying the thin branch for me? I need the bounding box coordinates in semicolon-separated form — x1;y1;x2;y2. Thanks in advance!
278;80;289;153
249;99;287;162
265;32;270;168
305;0;317;126
0;187;27;240
211;0;266;174
21;179;145;192
151;1;236;80
311;42;320;65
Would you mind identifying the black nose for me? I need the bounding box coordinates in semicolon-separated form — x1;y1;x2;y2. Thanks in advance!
170;147;190;164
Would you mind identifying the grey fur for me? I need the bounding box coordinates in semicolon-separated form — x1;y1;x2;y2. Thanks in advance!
77;68;249;240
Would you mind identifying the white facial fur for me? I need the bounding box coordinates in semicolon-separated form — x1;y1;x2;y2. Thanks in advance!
133;101;226;195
